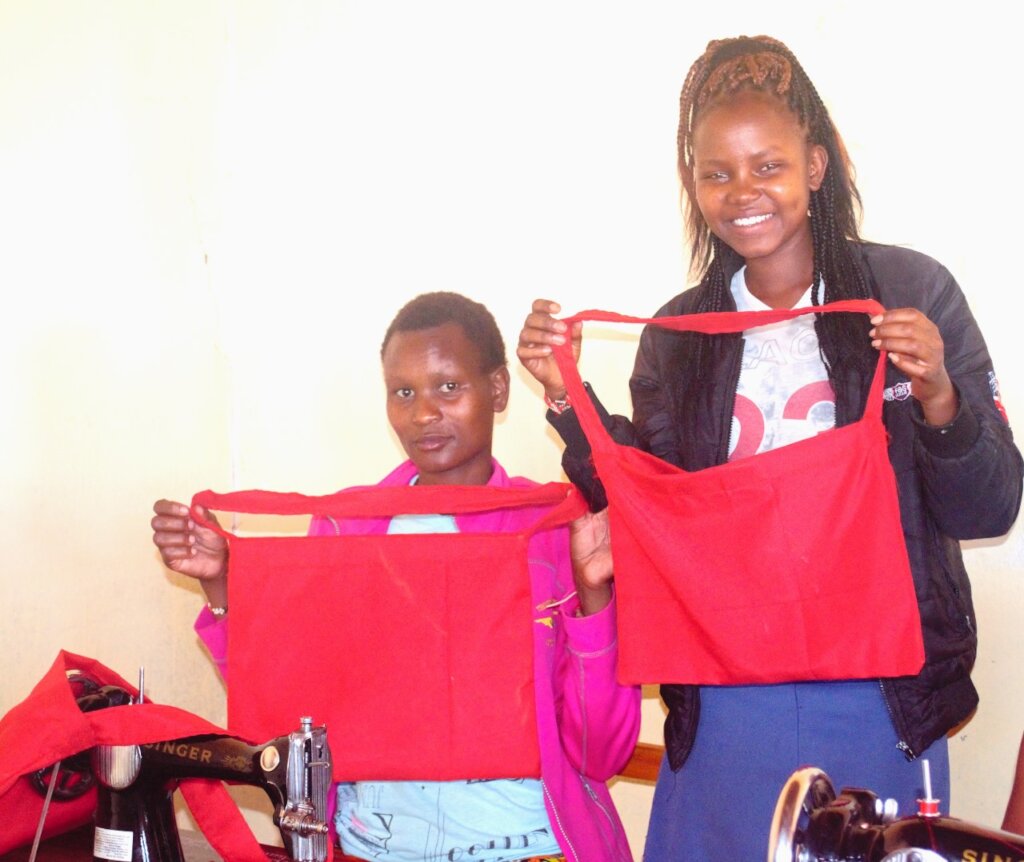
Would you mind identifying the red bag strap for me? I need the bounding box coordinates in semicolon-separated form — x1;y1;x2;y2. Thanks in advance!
191;482;587;539
180;780;282;862
552;300;888;455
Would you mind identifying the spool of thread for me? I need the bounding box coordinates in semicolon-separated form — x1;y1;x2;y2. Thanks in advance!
917;758;941;818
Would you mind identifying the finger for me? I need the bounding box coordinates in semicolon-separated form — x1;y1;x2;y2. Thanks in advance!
887;354;935;382
889;353;936;375
152;530;191;549
192;528;227;552
870;312;939;348
869;308;924;337
151;514;189;534
869;319;924;343
870;307;922;325
166;557;220;577
522;312;568;337
518;323;564;346
532;298;562;315
516;339;556;359
190;505;223;528
191;519;220;538
516;319;565;341
153;499;190;518
872;336;932;364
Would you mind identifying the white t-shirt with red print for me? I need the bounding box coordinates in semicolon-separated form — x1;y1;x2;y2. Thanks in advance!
728;268;835;461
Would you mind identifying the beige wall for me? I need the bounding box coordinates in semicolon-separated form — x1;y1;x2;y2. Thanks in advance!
2;2;1021;858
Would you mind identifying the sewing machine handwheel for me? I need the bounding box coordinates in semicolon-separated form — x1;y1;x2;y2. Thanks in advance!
767;767;835;862
29;759;95;800
26;671;125;801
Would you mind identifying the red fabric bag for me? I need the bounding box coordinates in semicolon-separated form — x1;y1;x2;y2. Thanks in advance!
0;651;271;861
552;300;925;686
191;482;586;782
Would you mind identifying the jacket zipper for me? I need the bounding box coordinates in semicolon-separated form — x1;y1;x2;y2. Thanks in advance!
879;679;916;760
541;780;579;862
584;776;632;861
719;337;745;464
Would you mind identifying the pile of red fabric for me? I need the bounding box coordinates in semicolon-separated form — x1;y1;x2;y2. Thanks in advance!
0;650;276;861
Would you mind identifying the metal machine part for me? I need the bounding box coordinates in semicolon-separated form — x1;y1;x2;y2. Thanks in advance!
767;765;1024;862
767;767;837;862
90;715;332;862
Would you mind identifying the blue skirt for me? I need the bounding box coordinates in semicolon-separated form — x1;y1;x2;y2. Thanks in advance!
643;680;950;861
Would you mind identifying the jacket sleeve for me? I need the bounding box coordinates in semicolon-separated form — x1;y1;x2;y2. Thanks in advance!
548;313;680;510
912;264;1023;538
553;593;642;781
538;525;641;781
194;606;229;683
548;387;631;511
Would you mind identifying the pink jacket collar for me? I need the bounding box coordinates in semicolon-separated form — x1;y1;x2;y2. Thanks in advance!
308;458;543;538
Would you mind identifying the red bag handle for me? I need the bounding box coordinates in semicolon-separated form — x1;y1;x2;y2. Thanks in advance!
552;300;888;455
191;482;588;539
180;780;283;862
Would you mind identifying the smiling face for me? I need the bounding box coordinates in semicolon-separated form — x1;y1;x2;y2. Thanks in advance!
382;322;510;487
692;89;827;289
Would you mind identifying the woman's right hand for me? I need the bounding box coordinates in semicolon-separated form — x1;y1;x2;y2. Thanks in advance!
516;298;583;400
151;499;229;605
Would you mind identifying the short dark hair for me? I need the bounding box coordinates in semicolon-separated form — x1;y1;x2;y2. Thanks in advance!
381;291;507;372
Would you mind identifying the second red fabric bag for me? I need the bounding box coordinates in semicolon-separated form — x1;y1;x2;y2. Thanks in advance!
553;300;925;687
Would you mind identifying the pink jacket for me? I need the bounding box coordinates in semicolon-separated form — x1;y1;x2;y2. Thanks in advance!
195;459;640;862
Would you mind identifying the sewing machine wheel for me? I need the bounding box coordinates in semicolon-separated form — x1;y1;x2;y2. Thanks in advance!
28;670;112;801
767;767;836;862
29;761;95;800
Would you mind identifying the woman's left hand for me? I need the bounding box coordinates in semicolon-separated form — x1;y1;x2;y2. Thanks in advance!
568;508;613;616
870;308;958;426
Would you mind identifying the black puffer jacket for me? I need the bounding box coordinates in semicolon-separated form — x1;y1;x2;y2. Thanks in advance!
550;241;1023;769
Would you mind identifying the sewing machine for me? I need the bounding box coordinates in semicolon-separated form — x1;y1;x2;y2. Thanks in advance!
30;678;332;862
768;765;1024;862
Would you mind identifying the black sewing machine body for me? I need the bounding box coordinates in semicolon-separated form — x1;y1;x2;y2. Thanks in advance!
90;718;331;862
769;767;1024;862
30;676;332;862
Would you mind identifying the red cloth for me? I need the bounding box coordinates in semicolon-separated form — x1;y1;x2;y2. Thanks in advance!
0;651;270;860
552;300;925;686
191;482;586;782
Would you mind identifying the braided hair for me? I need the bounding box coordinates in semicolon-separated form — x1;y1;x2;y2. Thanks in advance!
676;35;874;388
